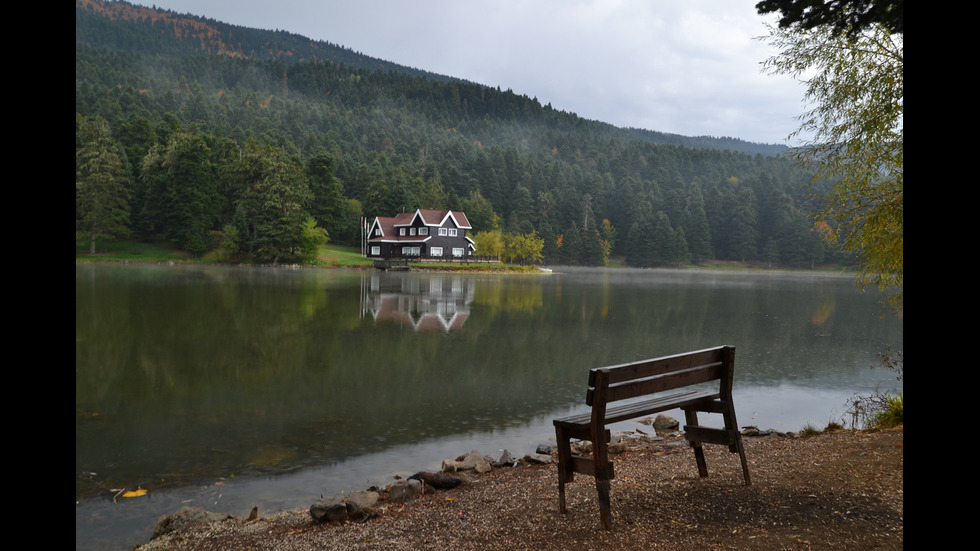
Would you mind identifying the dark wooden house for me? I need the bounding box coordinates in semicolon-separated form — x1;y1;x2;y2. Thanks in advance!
366;209;475;260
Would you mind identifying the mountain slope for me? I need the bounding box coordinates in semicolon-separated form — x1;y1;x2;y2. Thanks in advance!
76;0;459;82
76;0;836;268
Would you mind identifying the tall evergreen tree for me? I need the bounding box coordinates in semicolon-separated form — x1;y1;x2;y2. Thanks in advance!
651;211;676;264
306;149;348;242
137;130;221;254
665;227;691;267
76;116;131;254
462;190;499;232
684;181;713;262
625;202;656;267
235;145;312;263
729;188;760;261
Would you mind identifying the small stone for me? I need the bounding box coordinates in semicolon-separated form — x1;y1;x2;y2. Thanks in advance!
608;442;628;454
523;452;553;464
310;496;348;523
346;491;379;511
387;479;422;503
494;450;516;467
652;414;680;434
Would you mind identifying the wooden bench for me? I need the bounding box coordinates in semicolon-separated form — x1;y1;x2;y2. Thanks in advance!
552;345;751;529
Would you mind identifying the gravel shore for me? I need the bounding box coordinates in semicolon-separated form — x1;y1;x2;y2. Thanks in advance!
136;427;903;550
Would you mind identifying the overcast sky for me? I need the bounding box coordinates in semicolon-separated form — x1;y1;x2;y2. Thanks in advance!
136;0;807;145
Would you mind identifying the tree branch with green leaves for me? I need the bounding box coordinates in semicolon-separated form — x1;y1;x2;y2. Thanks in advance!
762;22;902;308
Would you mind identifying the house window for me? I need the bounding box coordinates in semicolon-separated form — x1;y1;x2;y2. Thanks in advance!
410;227;417;236
449;228;458;237
399;228;406;236
402;246;420;256
431;247;443;257
370;246;380;256
452;248;464;257
439;228;448;236
419;227;428;235
375;228;381;236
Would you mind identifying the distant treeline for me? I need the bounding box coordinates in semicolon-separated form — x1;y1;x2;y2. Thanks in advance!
76;0;842;267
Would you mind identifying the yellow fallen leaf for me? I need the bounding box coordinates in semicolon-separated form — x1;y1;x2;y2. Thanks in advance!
122;488;148;498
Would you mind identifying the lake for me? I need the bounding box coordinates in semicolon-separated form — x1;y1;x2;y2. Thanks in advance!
75;263;903;550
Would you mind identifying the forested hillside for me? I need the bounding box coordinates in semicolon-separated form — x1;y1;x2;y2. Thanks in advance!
76;0;839;266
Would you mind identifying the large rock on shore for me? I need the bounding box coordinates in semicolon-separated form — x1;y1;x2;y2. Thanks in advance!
310;491;382;523
441;449;487;472
310;496;349;523
153;506;235;538
639;413;680;434
387;479;422;503
409;471;462;490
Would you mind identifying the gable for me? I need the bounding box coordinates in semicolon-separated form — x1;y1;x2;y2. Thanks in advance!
395;209;472;230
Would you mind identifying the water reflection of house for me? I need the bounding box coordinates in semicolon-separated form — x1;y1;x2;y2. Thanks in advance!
361;273;474;332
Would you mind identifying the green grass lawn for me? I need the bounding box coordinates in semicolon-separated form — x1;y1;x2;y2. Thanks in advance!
309;244;373;267
77;239;374;267
75;239;195;262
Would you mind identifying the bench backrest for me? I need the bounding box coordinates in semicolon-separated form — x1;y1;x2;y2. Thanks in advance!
586;345;735;406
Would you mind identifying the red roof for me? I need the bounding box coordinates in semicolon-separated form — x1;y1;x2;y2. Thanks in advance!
403;209;471;229
369;209;471;243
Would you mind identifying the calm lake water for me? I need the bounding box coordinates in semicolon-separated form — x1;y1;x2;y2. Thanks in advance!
75;263;903;551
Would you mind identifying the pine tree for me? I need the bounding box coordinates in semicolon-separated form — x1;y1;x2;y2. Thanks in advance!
235;145;312;264
684;181;713;262
76;116;131;254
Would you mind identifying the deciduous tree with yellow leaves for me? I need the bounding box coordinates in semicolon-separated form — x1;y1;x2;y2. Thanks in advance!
762;18;902;308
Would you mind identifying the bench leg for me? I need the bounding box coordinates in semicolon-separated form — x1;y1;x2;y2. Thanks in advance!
554;425;573;513
734;431;751;486
596;478;612;530
723;407;752;486
684;409;709;478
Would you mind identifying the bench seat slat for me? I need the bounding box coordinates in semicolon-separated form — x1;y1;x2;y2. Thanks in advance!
554;390;719;428
604;391;720;423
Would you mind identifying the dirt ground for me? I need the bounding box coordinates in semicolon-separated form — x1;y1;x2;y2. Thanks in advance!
135;427;903;550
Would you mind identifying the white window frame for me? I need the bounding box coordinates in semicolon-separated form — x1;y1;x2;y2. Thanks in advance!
402;246;420;256
370;246;380;256
399;228;406;236
419;227;428;235
452;248;464;257
439;227;448;236
449;228;458;237
431;247;443;257
410;227;416;236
